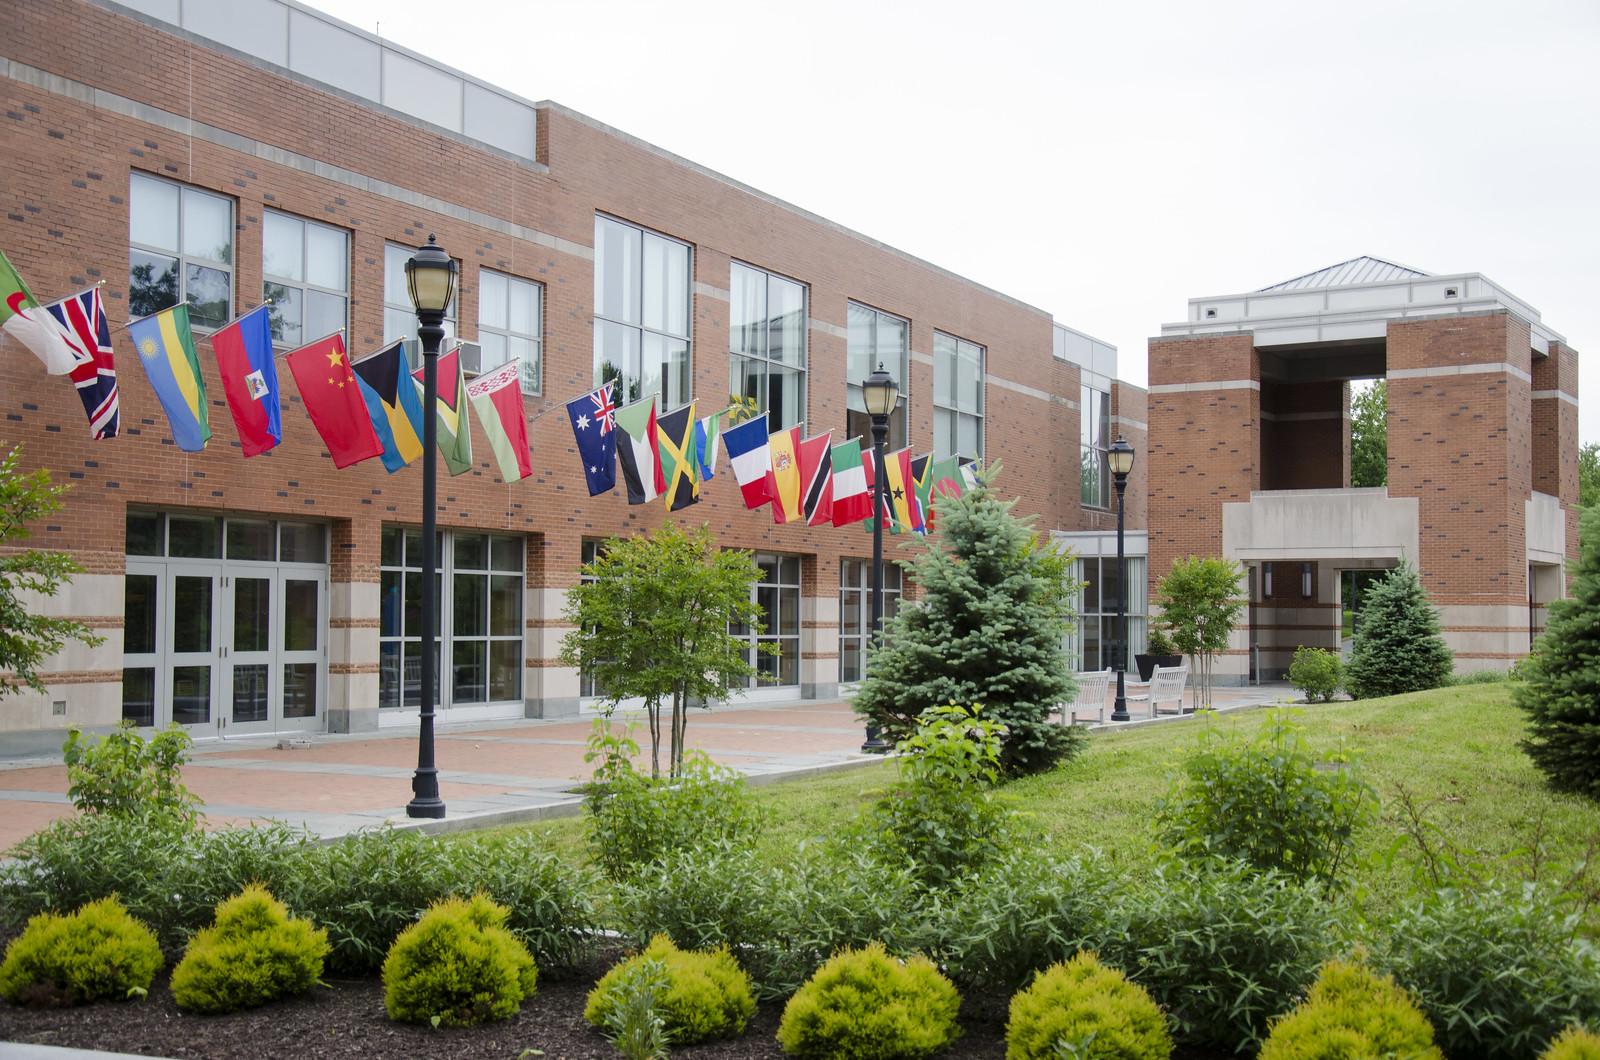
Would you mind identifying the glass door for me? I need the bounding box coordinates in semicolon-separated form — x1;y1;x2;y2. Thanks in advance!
168;564;221;735
279;574;324;732
225;574;275;735
122;562;162;728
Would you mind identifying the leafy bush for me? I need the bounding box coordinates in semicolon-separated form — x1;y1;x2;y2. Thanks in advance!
587;935;755;1045
60;723;201;826
1099;860;1342;1054
594;955;671;1060
613;838;784;960
1287;646;1342;703
1518;505;1600;798
1376;884;1600;1060
1155;710;1375;885
585;722;763;882
0;896;162;1006
1005;951;1173;1060
1543;1026;1600;1059
1257;959;1442;1060
1343;561;1453;699
382;894;537;1026
169;885;328;1014
1145;625;1177;657
776;942;961;1059
858;704;1012;890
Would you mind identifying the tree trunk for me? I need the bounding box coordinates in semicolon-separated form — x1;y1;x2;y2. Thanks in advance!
648;698;661;779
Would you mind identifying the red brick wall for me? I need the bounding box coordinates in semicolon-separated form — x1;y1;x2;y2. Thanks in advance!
1532;340;1581;561
1260;380;1348;491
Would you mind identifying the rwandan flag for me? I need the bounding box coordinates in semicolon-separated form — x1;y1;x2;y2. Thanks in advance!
210;305;280;457
412;344;473;476
129;304;210;451
352;341;425;473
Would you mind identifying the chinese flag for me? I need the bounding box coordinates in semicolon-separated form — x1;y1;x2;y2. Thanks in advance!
285;333;385;468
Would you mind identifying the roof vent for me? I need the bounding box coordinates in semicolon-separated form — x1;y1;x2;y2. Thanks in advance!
1444;286;1458;298
1204;307;1218;319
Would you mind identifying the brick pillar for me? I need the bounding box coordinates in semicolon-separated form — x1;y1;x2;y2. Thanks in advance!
327;515;381;733
526;531;582;718
1386;311;1532;672
801;551;839;700
1532;340;1581;564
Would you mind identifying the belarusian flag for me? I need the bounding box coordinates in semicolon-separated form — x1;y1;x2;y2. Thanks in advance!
615;395;662;504
0;249;80;374
768;425;803;524
829;437;872;527
466;359;533;482
413;344;473;476
657;401;699;512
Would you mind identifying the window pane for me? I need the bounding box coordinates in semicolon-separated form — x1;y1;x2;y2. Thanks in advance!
128;250;179;318
455;533;488;570
233;577;270;652
730;263;765;357
262;212;303;281
380;569;402;638
510;336;536;392
303;290;346;343
595;216;641;324
770;366;803;431
490;574;520;636
959;413;981;458
1081;448;1102;506
643;233;688;336
124;573;158;655
280;523;326;564
384;306;416;345
1082;559;1101;612
479;270;508;330
384;244;412;306
479;330;508;370
510;278;537;336
594;319;641;401
769;276;805;367
306;223;347;291
122;667;156;727
935;409;954;459
847;303;873;382
264;282;302;347
381;527;401;567
1080;387;1094;445
452;640;487;702
958;344;981;412
283;579;319;652
283;662;317;718
173;575;213;652
489;641;521;702
227;520;275;561
489;535;520;572
454;573;487;637
181;188;232;264
379;642;402;709
734;354;764;408
877;314;907;366
172;665;212;725
130;174;179;252
933;333;956;406
169;516;220;558
126;512;163;556
185;263;231;330
643;332;685;408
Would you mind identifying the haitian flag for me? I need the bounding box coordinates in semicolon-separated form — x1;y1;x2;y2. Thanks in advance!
467;359;534;482
352;341;426;473
566;381;618;496
829;437;872;527
721;413;773;510
657;401;699;512
210;305;280;457
129;304;210;452
42;286;119;439
412;344;473;476
283;333;383;468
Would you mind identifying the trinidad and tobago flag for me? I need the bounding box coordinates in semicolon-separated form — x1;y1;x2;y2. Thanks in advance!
43;287;119;439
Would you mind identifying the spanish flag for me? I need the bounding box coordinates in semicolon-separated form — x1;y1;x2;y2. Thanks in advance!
352;341;425;473
768;425;803;524
128;304;210;452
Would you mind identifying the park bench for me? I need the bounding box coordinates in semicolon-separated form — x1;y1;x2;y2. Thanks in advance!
1063;668;1113;724
1129;661;1190;717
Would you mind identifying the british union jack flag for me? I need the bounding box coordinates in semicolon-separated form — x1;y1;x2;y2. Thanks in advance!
44;287;119;439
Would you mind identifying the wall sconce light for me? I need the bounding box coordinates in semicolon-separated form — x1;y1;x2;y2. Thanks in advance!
1263;562;1273;598
1301;562;1314;599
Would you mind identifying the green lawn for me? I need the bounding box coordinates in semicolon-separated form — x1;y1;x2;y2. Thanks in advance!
496;685;1600;918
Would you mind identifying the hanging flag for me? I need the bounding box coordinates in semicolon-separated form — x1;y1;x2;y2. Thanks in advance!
284;333;384;469
615;396;663;505
657;402;699;512
767;425;803;525
882;446;925;534
566;381;618;496
42;287;118;439
412;344;473;476
352;340;426;473
467;359;534;483
208;305;280;457
829;437;872;527
800;431;834;527
129;304;210;452
694;409;723;480
721;413;773;510
959;456;982;491
0;250;80;374
911;454;935;534
927;455;966;529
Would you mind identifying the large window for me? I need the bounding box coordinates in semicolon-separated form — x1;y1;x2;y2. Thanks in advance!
934;331;984;460
839;558;903;683
383;243;457;347
1069;555;1146;671
594;215;691;407
478;269;542;395
847;302;909;450
729;553;801;689
379;527;522;710
128;173;233;329
1080;385;1111;508
262;210;348;349
730;262;806;430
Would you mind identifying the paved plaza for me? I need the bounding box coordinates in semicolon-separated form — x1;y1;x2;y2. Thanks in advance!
0;686;1295;851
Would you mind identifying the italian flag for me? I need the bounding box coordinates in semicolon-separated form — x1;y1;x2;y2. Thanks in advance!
0;250;79;374
829;437;873;526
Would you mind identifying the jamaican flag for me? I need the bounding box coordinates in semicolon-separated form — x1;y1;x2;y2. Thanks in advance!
657;401;699;512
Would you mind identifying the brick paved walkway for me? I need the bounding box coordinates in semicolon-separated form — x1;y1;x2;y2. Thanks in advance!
0;686;1294;851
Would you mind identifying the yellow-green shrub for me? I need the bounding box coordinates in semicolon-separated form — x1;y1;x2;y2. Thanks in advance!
1005;952;1172;1060
585;934;754;1044
1259;960;1442;1060
1543;1026;1600;1059
169;884;328;1014
381;894;537;1026
776;942;960;1059
0;895;162;1006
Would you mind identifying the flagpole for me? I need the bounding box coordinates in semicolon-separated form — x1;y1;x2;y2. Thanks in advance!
275;327;347;360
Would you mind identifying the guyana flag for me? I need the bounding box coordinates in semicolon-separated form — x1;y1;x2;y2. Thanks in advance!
657;401;699;512
412;344;473;476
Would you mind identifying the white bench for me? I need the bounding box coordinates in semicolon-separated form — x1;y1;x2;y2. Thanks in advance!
1063;668;1113;724
1129;661;1189;718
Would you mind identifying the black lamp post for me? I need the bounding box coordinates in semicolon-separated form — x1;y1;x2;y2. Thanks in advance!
404;235;456;819
1108;436;1137;723
859;362;898;754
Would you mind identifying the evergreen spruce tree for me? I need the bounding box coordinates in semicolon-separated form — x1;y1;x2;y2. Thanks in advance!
853;470;1083;775
1517;506;1600;798
1343;560;1453;699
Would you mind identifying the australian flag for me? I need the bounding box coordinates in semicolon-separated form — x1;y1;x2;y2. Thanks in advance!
566;381;618;496
44;287;119;439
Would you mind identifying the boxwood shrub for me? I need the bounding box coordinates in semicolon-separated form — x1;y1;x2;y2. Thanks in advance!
382;894;537;1026
586;934;754;1045
170;885;328;1014
1258;959;1442;1060
1005;951;1172;1059
0;896;162;1006
776;942;961;1059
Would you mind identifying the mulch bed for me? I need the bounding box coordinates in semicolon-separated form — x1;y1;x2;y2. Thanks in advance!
0;963;1011;1059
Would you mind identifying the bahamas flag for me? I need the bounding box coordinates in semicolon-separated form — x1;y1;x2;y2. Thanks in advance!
129;304;210;451
352;341;425;473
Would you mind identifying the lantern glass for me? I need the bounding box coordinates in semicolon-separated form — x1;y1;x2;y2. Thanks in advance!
862;364;899;418
1108;436;1136;477
405;236;457;315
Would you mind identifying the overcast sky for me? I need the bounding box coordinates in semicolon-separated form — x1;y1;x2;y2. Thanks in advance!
316;0;1600;444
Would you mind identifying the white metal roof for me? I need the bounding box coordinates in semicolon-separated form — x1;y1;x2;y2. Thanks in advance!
1259;256;1432;292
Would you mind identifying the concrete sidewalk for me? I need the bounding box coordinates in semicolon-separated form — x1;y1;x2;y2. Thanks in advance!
0;685;1295;850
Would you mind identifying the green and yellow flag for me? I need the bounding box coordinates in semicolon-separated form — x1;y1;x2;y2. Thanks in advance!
657;401;699;512
412;344;473;476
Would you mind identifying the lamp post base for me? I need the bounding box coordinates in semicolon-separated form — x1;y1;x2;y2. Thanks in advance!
406;769;446;819
860;724;891;754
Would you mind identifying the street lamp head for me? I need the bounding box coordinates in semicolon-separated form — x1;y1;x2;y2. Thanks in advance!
1108;435;1136;479
861;361;899;420
405;235;457;317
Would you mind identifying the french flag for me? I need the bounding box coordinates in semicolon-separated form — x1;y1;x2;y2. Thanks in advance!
721;413;775;510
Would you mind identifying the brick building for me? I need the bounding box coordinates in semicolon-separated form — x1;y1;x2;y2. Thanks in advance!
1149;256;1582;682
0;0;1146;754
